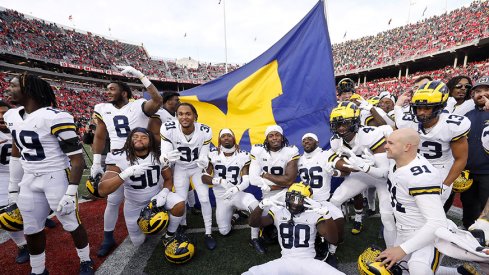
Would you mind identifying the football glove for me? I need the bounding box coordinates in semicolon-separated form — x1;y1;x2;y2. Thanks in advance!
151;188;170;208
223;186;240;200
160;149;181;166
57;185;78;216
90;154;104;178
441;184;452;204
195;157;208;170
469;218;489;246
304;198;332;219
358;98;373;111
258;193;285;209
119;163;152;181
7;192;18;204
117;65;144;79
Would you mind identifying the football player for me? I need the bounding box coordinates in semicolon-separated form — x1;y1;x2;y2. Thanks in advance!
249;125;299;198
244;183;345;275
394;81;470;210
147;91;180;144
160;103;216;249
377;91;396;122
201;128;264;254
91;65;163;256
337;78;356;101
350;93;391;127
0;99;28;264
379;128;463;274
298;133;344;266
5;73;92;275
328;102;397;248
97;128;185;247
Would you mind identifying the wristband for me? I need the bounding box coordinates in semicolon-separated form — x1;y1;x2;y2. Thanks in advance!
140;76;152;88
93;154;102;165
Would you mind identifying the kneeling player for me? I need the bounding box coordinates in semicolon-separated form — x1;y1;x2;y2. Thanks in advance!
244;183;345;275
202;129;264;253
98;128;185;246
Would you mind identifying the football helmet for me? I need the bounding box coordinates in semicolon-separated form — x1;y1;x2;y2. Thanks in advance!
0;203;23;231
349;93;365;102
137;201;169;235
337;78;356;94
86;173;103;198
410;80;449;124
358;245;403;275
452;170;473;193
164;234;195;264
330;102;361;137
285;182;312;215
367;96;380;106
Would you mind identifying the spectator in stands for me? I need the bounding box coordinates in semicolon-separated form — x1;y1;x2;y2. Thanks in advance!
461;76;489;229
445;75;475;115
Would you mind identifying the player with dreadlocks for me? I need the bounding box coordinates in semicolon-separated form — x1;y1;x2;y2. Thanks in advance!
97;127;185;247
249;125;300;246
4;73;93;275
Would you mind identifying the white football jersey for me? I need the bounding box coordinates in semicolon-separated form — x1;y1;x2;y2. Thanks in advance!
395;112;471;168
4;107;81;173
269;205;326;258
387;155;442;233
208;149;250;197
298;147;335;202
250;145;300;187
94;98;150;150
330;125;387;157
154;108;176;123
160;121;212;169
107;151;162;204
444;97;475;116
483;125;489;154
0;131;12;174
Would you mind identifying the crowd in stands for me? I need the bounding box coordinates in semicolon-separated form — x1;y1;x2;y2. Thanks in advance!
354;57;489;98
332;1;489;74
2;1;487;80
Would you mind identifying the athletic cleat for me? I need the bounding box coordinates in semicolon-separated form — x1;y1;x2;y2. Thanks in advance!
204;234;217;250
162;233;176;247
79;259;95;275
249;238;266;254
326;253;339;269
351;221;363;234
16;245;29;264
97;232;116;257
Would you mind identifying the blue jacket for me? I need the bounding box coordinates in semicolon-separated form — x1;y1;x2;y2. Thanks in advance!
465;107;489;174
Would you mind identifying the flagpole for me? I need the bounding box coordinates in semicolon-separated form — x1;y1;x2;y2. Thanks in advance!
222;0;229;73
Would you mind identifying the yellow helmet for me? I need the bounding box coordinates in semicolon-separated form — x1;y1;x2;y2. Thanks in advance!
86;173;103;198
0;203;23;231
349;93;365;102
285;182;312;215
367;96;380;106
358;246;403;275
410;80;449;123
164;234;195;264
452;170;473;193
329;102;361;137
137;201;169;235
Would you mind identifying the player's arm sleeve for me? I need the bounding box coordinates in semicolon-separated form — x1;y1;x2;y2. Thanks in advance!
450;116;471;142
93;104;104;122
376;107;396;126
400;193;447;254
394;105;415;129
51;112;82;156
249;147;264;186
289;146;300;162
160;125;174;153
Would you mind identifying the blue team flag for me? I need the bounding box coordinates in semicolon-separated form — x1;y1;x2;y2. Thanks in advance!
180;1;336;151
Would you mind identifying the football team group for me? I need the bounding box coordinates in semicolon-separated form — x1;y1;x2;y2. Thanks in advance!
1;65;489;275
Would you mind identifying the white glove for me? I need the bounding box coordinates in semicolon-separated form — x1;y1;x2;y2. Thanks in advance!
160;149;181;166
469;218;489;246
151;188;170;208
195;157;209;170
361;148;376;166
223;186;240;200
90;154;104;178
119;163;152;181
304;198;332;218
358;99;373;111
440;184;452;204
324;162;341;177
117;65;144;79
212;177;226;186
258;193;285;209
57;185;78;216
343;155;370;173
260;184;271;195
